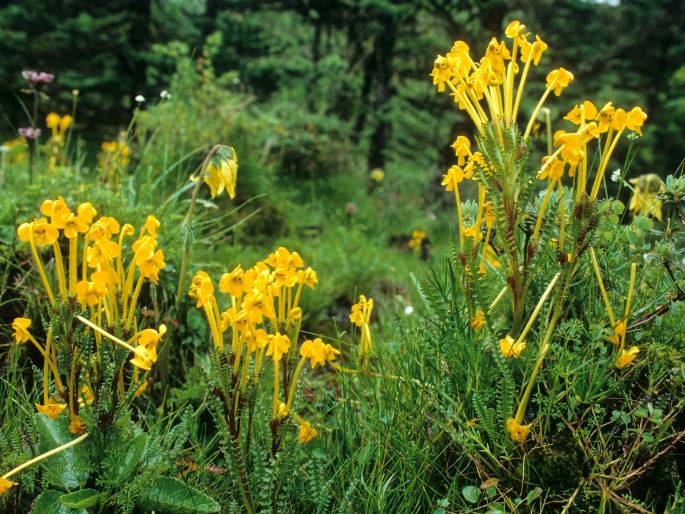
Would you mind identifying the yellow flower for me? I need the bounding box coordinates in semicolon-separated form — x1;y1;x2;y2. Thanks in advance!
441;165;465;191
470;309;485;330
204;149;238;199
17;218;59;246
0;477;16;496
80;386;95;405
609;319;627;346
430;55;453;92
408;229;427;249
596;102;616;133
134;380;149;397
615;346;640;369
245;328;269;353
266;333;291;362
506;418;531;443
12;317;32;344
137;324;166;351
135;246;165;284
629;173;664;220
278;402;289;419
546;67;574;96
189;271;215;308
451;136;471;166
297;267;318;288
564;100;598;125
68;416;86;435
625;106;647;135
40;197;72;229
520;35;547;65
76;279;107;308
370;168;385;182
59;115;73;132
219;265;245;297
46;112;61;129
35;399;67;419
504;19;526;40
129;345;156;371
298;421;318;444
350;295;373;327
500;334;525;358
300;338;327;368
539;156;565;181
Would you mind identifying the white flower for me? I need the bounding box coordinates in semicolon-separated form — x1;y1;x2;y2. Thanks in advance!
610;169;622;183
135;94;146;103
404;305;414;316
160;90;171;99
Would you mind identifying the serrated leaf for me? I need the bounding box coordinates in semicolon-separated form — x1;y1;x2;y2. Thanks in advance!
462;485;481;504
34;415;90;489
136;476;220;513
102;430;147;483
59;489;99;509
32;490;88;514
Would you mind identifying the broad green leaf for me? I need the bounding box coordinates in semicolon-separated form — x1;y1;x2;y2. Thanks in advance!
59;488;100;509
32;490;87;514
136;476;220;513
462;485;481;504
34;415;90;490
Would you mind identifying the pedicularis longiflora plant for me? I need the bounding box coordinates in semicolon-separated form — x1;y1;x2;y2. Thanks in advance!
190;248;342;514
7;198;201;507
430;20;648;443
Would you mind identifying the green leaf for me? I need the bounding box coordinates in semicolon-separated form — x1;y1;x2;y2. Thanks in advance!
34;415;90;490
59;489;100;509
32;490;87;514
102;430;148;483
462;485;481;504
136;476;220;513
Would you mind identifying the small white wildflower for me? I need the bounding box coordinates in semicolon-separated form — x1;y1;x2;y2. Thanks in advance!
404;305;414;316
135;94;146;103
160;90;171;99
610;169;622;183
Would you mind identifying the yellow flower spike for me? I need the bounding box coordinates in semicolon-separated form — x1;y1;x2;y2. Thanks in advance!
615;346;640;369
298;421;318;444
506;417;531;443
0;432;89;496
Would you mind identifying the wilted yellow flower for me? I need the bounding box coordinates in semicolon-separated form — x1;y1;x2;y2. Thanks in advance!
35;399;67;419
470;309;485;330
298;421;317;444
506;417;531;443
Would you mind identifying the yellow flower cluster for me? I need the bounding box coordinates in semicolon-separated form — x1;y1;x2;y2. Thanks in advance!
431;20;559;135
190;247;338;435
45;112;73;172
14;198;167;429
408;229;427;250
99;134;130;184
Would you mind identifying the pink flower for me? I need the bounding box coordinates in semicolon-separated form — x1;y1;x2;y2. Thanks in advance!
21;70;54;86
19;127;42;140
